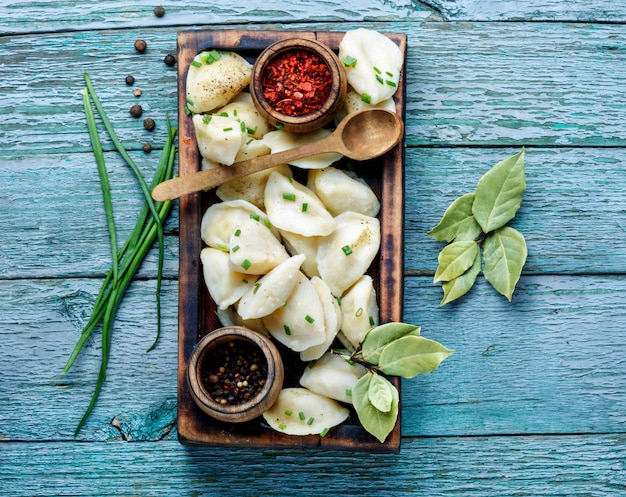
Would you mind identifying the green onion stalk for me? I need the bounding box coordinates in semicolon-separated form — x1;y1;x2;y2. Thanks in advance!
65;73;178;436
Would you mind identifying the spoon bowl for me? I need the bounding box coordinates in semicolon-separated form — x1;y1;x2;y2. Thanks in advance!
152;109;404;202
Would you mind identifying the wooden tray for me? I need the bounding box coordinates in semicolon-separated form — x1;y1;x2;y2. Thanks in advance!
176;29;407;453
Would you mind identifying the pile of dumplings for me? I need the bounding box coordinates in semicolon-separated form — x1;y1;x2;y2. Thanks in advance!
187;29;404;437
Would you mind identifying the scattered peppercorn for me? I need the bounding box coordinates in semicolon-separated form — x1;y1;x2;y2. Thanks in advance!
143;118;156;131
142;143;152;154
134;39;147;53
129;104;143;118
164;54;176;67
153;6;165;17
133;88;142;97
125;75;135;86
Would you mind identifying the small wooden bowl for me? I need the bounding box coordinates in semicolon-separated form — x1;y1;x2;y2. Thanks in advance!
187;326;284;423
250;38;347;133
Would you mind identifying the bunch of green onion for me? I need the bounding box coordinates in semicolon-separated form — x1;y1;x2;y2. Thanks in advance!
64;73;177;436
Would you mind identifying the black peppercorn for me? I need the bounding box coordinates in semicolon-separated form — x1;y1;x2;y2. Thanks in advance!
143;118;155;131
125;75;135;86
134;39;147;53
164;54;176;67
142;143;152;154
129;104;143;118
153;6;165;17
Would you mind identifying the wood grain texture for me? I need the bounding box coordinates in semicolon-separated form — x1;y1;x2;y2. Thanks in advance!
1;436;624;496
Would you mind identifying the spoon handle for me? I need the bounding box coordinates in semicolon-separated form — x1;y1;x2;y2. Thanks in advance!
152;136;340;202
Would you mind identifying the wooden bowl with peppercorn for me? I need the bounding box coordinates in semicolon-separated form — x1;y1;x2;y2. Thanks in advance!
187;326;284;423
249;38;347;133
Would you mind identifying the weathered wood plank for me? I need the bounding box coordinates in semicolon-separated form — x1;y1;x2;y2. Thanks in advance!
2;22;626;155
3;146;625;280
1;275;625;441
1;435;625;496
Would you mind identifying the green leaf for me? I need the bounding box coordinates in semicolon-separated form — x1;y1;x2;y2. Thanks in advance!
427;193;482;242
440;248;482;306
472;148;525;233
361;322;421;364
367;374;396;413
482;226;528;301
378;335;454;378
352;373;399;443
433;240;479;283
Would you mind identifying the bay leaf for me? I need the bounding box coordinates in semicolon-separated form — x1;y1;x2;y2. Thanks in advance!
427;193;482;242
433;240;479;283
352;372;399;443
378;335;454;378
367;374;395;413
361;322;421;364
482;226;528;301
440;249;482;306
472;148;525;233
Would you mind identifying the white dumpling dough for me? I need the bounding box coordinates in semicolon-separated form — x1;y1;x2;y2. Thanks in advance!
262;129;342;169
299;277;342;362
339;28;403;105
265;172;336;237
308;167;380;217
263;272;326;352
193;114;246;166
317;211;381;297
279;230;320;279
339;275;379;348
237;254;305;320
263;387;350;436
217;163;290;210
200;247;259;310
186;51;252;113
338;87;396;121
229;217;289;275
201;199;278;249
216;305;269;337
217;92;271;139
300;352;366;404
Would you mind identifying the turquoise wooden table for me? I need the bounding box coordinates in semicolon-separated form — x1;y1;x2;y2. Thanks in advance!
2;1;626;495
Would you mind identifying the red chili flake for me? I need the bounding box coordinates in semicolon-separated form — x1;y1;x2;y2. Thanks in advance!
261;49;333;116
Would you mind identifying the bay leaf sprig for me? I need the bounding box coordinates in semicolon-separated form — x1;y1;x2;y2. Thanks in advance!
428;148;527;305
333;322;454;443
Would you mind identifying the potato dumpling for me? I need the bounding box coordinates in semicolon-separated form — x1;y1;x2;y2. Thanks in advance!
279;230;320;279
308;167;380;217
300;352;366;404
217;92;272;140
339;274;379;348
215;305;269;337
317;211;381;297
339;28;403;105
265;172;336;237
217;163;290;210
186;51;252;113
263;272;326;352
228;217;289;275
200;247;259;310
262;128;342;169
338;87;396;121
193;114;246;166
262;387;350;436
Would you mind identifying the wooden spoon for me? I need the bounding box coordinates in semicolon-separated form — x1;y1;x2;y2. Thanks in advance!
151;108;404;202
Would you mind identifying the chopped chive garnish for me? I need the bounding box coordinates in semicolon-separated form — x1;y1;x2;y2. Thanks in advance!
356;307;363;317
234;229;241;237
386;80;397;87
278;423;286;430
247;126;257;135
283;193;296;201
250;213;260;221
246;138;254;145
307;417;315;425
285;410;293;416
369;316;375;326
376;74;384;84
361;93;371;104
253;283;261;294
305;315;315;324
275;123;284;130
217;243;228;251
373;66;382;74
264;219;272;229
342;245;353;256
184;105;192;116
242;279;248;284
386;71;394;77
308;359;317;369
335;297;342;306
231;245;240;252
191;60;202;68
241;259;252;270
186;97;195;106
301;202;308;212
223;127;233;132
233;109;238;117
298;412;305;421
208;49;221;63
240;121;246;132
284;325;291;336
320;427;330;437
343;55;357;67
345;388;352;397
218;112;229;117
202;114;212;124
